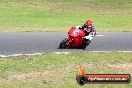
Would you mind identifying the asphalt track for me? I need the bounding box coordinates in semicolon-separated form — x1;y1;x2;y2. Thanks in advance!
0;32;132;55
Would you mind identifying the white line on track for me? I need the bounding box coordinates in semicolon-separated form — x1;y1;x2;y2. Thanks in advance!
0;53;42;58
89;51;132;53
0;51;132;58
96;34;104;36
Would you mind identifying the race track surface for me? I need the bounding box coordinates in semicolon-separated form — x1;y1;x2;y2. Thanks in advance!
0;32;132;55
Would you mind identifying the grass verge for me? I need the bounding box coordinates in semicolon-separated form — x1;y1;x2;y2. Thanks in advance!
0;0;132;32
0;52;132;88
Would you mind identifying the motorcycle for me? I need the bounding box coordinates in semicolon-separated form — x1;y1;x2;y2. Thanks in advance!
58;26;96;49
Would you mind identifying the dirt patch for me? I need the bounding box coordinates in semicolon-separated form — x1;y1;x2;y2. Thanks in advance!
3;62;132;85
9;71;50;80
107;63;132;69
10;62;131;81
7;64;76;85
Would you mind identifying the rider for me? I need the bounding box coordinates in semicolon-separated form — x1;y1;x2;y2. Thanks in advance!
79;20;96;48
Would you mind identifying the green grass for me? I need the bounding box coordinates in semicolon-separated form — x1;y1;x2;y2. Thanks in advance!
0;0;132;32
0;52;132;88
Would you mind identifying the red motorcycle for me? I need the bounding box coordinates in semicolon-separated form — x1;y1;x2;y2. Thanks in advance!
59;26;95;49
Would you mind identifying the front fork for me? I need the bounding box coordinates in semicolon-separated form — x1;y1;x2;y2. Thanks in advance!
66;37;73;46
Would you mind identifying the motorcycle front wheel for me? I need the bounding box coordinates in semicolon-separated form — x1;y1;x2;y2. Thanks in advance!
58;38;68;49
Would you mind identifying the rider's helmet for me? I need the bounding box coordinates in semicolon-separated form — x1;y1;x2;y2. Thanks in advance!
85;20;92;29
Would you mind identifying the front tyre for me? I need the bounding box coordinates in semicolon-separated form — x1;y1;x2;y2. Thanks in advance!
58;38;68;49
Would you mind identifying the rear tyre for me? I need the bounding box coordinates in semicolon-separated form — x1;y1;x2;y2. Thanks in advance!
59;38;68;49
